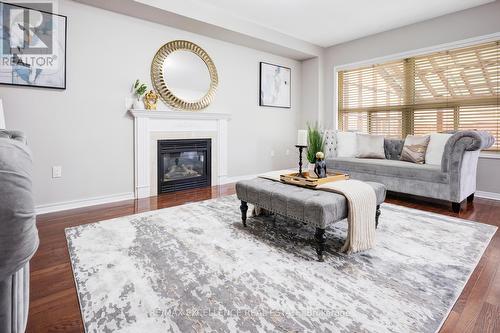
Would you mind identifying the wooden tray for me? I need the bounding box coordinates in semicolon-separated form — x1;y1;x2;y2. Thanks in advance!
280;171;349;188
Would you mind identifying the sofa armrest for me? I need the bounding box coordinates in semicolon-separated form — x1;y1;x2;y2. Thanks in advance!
0;130;27;145
0;137;38;281
441;131;495;173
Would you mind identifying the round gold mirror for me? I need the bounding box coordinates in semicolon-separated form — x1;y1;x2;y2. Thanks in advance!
151;40;218;111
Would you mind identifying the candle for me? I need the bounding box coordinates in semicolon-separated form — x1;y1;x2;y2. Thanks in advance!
297;129;308;146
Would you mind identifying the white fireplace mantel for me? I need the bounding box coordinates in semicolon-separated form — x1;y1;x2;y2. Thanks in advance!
130;109;231;120
129;109;231;198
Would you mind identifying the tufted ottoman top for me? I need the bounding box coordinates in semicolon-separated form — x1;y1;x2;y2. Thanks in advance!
236;178;386;229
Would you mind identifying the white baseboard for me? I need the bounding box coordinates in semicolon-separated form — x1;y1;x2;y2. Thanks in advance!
475;190;500;201
36;192;135;215
35;173;258;216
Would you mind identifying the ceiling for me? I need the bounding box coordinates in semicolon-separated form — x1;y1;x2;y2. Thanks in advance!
153;0;494;47
75;0;495;60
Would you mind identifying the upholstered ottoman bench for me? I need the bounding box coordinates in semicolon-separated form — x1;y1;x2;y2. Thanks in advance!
235;178;386;261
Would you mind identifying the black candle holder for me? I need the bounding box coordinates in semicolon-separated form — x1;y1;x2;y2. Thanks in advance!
295;144;307;178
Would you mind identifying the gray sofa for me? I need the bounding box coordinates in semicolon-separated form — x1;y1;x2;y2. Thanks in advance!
0;130;38;333
326;131;495;212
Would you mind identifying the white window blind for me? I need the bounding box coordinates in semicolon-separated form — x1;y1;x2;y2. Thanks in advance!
338;40;499;150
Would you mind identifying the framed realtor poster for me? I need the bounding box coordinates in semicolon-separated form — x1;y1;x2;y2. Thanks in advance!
259;62;291;108
0;2;67;89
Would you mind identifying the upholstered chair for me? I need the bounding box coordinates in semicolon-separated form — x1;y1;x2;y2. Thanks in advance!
0;130;39;333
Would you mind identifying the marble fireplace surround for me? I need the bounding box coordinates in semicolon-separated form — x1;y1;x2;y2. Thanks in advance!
130;110;231;198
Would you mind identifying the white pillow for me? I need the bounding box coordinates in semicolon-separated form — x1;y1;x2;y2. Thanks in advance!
356;133;385;159
425;133;452;165
336;131;357;157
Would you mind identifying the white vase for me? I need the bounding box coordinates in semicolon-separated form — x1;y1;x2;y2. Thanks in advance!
132;98;145;110
308;163;318;178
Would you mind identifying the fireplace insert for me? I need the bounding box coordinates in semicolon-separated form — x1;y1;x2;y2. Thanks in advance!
157;139;211;193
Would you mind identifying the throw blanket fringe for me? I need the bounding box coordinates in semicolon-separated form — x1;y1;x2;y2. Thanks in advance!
259;170;376;254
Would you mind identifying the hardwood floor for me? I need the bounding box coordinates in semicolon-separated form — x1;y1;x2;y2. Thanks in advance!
28;184;500;332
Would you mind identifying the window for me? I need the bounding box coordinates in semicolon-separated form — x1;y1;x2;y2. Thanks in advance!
338;41;500;150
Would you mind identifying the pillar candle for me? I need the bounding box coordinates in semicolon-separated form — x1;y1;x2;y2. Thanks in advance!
297;130;308;146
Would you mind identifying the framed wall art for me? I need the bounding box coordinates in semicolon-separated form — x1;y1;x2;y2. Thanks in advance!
259;62;291;108
0;2;67;89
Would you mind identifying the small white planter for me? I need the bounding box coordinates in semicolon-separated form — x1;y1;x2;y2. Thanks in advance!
307;163;318;178
132;98;145;110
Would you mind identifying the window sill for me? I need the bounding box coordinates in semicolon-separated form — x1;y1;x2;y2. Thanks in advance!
480;152;500;159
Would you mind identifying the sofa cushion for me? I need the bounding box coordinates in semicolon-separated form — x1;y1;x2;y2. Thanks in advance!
425;133;452;166
336;132;357;157
400;135;430;164
357;133;385;159
322;129;337;159
384;139;404;160
326;157;449;184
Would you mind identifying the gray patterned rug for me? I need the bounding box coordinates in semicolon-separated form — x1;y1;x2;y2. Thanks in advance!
66;195;496;333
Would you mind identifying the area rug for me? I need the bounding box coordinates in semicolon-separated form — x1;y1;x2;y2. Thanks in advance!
66;195;496;333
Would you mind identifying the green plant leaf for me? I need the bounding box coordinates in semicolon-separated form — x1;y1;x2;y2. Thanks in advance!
133;80;148;97
306;123;324;163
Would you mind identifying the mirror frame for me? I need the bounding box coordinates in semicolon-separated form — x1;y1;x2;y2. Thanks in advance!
151;40;218;111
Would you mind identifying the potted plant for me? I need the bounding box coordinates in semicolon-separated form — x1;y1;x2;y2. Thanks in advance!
132;79;148;109
306;123;324;178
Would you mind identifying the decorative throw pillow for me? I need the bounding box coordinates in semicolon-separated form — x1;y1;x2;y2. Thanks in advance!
356;134;385;159
322;129;337;159
400;135;430;164
336;131;357;157
425;133;453;165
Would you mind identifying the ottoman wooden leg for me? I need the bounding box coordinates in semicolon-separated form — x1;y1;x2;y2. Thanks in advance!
315;227;326;262
240;201;248;227
375;205;381;229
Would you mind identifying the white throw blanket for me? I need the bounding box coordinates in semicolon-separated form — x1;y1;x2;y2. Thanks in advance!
259;169;377;254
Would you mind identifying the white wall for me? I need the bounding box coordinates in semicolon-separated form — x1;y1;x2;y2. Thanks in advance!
0;0;302;207
321;0;500;196
300;54;326;127
300;58;319;125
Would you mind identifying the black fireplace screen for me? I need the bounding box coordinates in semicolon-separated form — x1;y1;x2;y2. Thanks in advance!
157;139;211;193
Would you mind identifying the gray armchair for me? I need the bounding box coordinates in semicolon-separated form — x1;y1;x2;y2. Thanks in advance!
0;130;38;333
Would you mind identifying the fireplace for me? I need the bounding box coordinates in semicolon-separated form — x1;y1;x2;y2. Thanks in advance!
157;139;211;193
